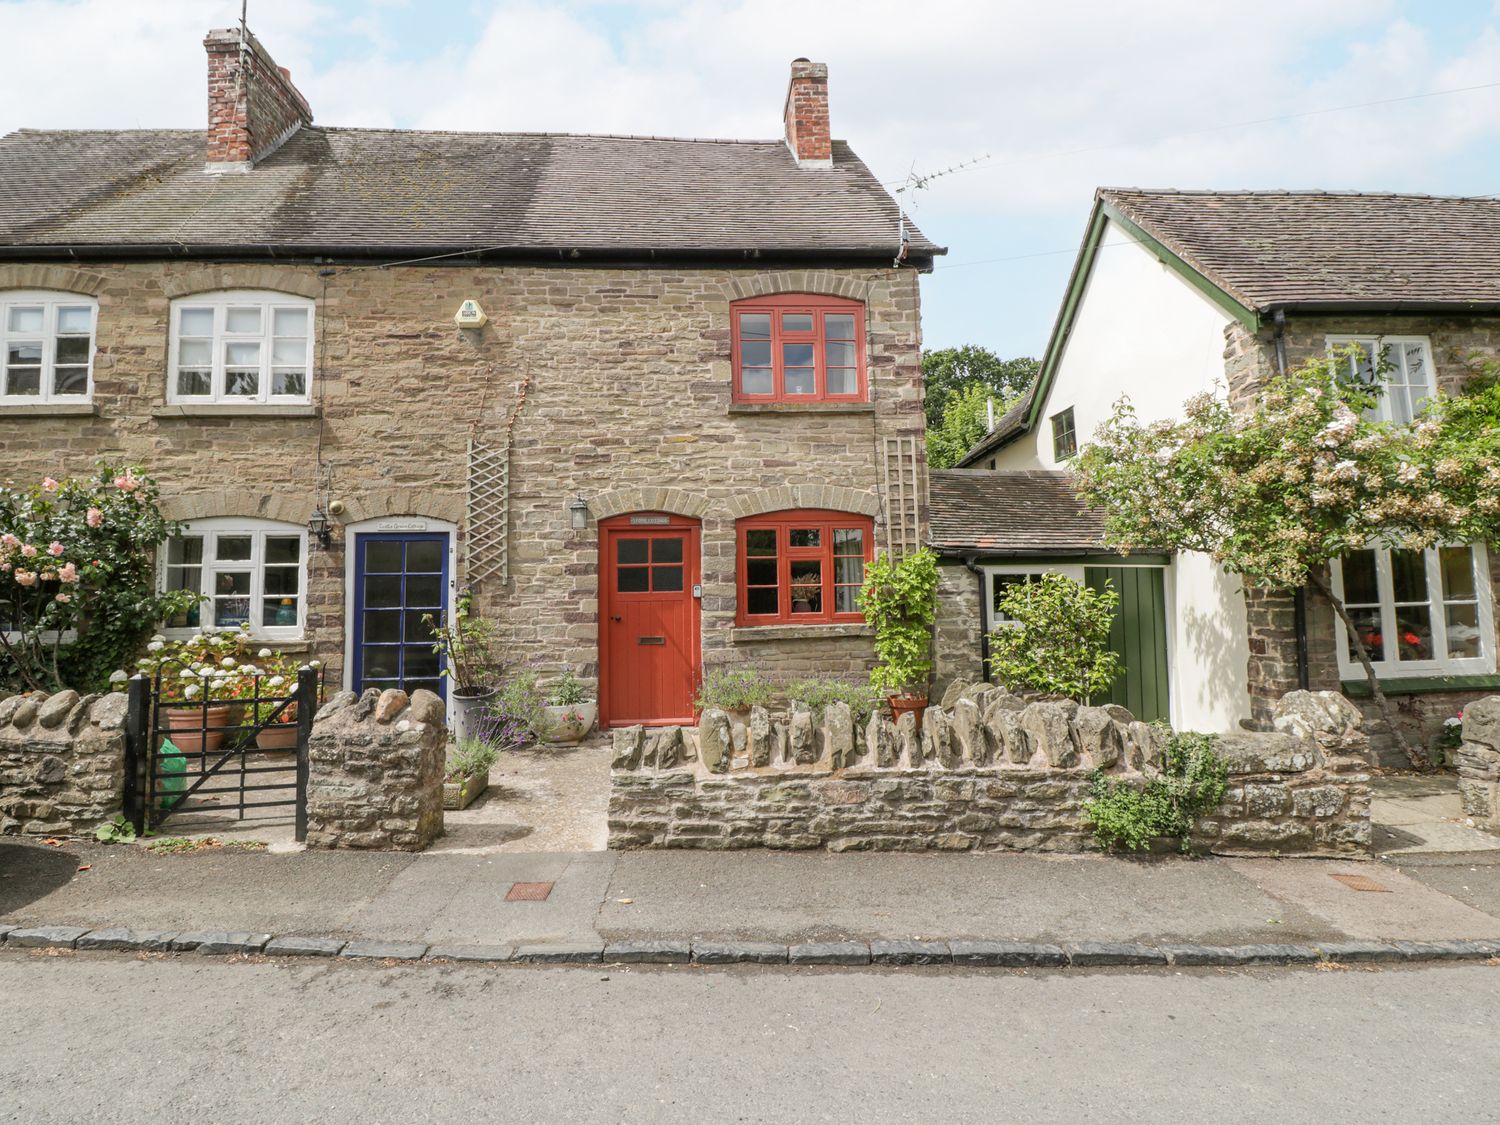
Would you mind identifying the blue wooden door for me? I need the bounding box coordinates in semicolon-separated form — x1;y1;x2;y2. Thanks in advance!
352;533;449;699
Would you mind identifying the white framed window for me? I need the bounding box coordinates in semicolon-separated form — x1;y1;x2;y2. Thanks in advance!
1326;335;1436;424
1330;544;1495;678
983;563;1085;624
1;291;96;405
161;518;308;640
168;291;313;405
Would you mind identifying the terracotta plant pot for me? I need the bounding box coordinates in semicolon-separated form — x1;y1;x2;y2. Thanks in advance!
887;694;928;733
163;704;233;755
255;722;299;751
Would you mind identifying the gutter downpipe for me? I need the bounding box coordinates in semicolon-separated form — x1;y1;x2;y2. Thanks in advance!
963;554;990;680
1272;308;1311;690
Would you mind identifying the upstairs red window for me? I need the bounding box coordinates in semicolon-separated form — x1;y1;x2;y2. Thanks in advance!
731;293;866;403
737;510;874;626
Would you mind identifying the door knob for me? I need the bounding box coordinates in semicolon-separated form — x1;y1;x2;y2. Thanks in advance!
610;615;623;622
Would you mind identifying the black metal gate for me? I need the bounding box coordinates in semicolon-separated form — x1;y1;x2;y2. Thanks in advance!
123;665;319;841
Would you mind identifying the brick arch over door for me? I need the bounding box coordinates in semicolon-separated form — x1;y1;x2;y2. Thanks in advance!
161;266;324;301
159;491;317;525
726;484;880;521
716;271;875;305
589;487;711;522
0;265;107;297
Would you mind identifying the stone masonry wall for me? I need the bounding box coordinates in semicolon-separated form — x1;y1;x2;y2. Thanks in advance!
0;260;925;698
932;560;983;701
0;691;127;836
1458;695;1500;833
1224;314;1500;757
608;688;1371;855
306;686;445;850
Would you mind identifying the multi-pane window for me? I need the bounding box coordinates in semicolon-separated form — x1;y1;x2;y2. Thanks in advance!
985;565;1085;624
1327;336;1436;424
731;294;866;402
162;519;307;639
736;510;873;625
1330;545;1495;677
615;536;685;593
1051;406;1077;461
168;291;313;404
1;292;95;404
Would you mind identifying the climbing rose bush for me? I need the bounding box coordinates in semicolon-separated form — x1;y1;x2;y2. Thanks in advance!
0;466;198;693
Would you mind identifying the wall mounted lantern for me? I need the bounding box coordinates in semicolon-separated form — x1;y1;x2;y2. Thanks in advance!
568;495;590;531
308;507;333;549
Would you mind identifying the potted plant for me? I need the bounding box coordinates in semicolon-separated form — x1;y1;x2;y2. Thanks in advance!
443;736;498;810
541;670;597;744
247;648;314;751
790;581;821;615
857;548;939;730
132;626;259;754
425;594;500;744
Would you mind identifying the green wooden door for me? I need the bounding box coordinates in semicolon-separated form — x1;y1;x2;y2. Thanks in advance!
1085;566;1169;722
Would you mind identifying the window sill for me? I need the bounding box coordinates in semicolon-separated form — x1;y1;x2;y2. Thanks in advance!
2;403;98;416
152;404;320;418
730;622;874;643
1341;673;1500;697
728;402;875;415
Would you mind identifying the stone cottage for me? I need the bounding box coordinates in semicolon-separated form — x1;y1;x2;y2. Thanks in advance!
0;26;941;727
937;188;1500;758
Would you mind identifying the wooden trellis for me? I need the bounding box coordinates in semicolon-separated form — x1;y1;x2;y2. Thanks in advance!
882;435;921;558
465;436;509;584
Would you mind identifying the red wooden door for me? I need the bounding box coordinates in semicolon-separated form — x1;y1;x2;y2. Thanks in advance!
600;515;700;727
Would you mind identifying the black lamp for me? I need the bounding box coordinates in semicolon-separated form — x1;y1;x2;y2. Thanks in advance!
308;507;333;548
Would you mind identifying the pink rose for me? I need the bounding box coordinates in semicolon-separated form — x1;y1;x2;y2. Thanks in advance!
86;508;103;529
47;541;64;557
59;562;78;584
112;469;139;493
54;592;70;604
20;544;37;558
41;477;59;492
0;533;15;548
13;569;36;587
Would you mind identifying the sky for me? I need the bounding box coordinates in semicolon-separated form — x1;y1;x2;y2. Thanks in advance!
4;0;1500;359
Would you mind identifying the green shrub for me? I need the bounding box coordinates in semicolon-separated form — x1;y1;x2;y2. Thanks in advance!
858;548;939;697
1083;730;1227;854
548;670;588;706
786;677;881;726
695;666;776;713
987;573;1121;703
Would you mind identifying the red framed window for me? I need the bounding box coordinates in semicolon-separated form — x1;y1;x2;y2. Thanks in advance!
731;293;866;403
736;509;874;626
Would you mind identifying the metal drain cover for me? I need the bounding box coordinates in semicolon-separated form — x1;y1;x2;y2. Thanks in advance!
505;881;555;902
1330;873;1391;893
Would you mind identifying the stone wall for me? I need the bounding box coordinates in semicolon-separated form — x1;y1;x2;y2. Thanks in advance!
932;560;983;700
0;260;925;696
1458;696;1500;833
1223;314;1500;758
305;687;445;850
608;688;1371;855
0;691;127;836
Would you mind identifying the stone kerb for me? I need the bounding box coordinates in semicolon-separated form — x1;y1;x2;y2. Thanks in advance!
1458;696;1500;832
607;687;1372;856
306;687;445;850
0;691;127;836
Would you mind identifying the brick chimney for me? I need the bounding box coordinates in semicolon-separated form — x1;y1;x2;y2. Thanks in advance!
203;27;312;173
783;58;832;169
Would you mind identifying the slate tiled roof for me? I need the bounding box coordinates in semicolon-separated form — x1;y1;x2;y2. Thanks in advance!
957;390;1034;467
0;127;940;262
928;469;1108;555
1102;188;1500;310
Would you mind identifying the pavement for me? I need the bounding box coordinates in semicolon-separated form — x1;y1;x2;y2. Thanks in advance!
3;956;1499;1122
2;766;1498;964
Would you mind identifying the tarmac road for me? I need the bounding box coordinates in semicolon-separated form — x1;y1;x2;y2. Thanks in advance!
2;952;1497;1123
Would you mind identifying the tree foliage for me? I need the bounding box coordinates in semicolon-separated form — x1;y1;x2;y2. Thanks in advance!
986;572;1122;702
927;382;999;469
1073;349;1500;768
0;466;197;693
858;548;939;697
921;345;1038;431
